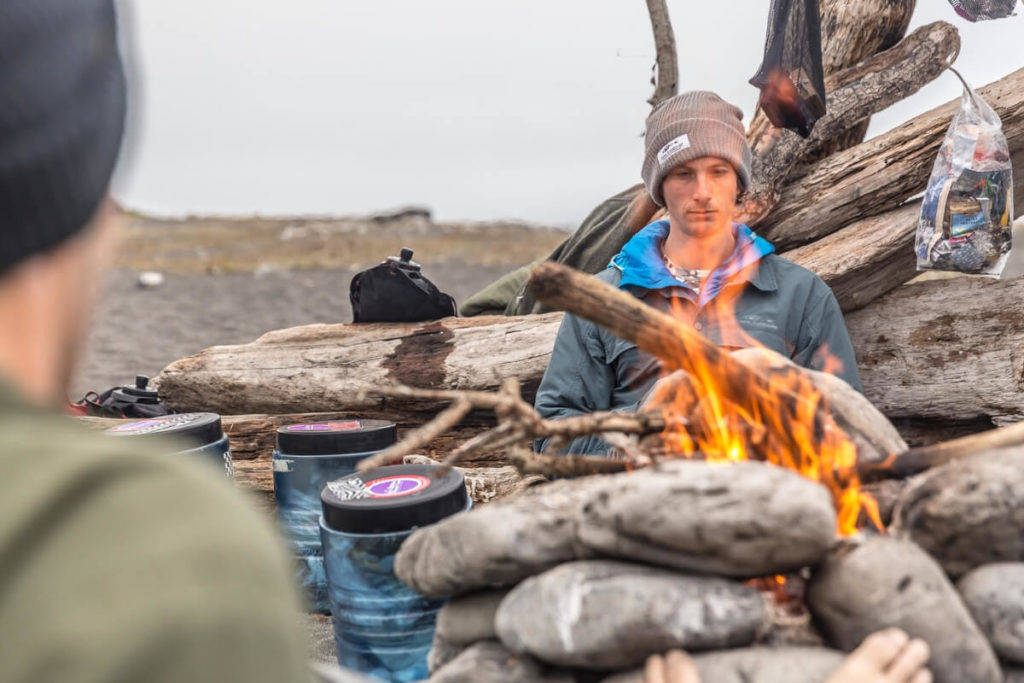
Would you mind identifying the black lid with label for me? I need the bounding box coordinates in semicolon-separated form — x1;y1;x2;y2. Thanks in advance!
321;464;468;535
104;412;223;448
276;419;397;456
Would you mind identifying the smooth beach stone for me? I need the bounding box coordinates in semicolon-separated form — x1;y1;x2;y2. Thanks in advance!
602;646;846;683
892;447;1024;578
495;560;765;670
807;535;1000;683
396;479;594;597
957;563;1024;664
435;589;508;646
429;641;575;683
427;632;465;675
576;460;837;577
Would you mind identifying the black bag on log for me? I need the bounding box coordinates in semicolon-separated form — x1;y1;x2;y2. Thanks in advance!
350;248;457;323
749;0;827;138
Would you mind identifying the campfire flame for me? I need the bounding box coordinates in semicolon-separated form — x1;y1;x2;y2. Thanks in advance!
645;288;882;537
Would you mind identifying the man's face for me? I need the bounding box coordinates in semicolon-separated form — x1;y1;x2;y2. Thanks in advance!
661;157;739;240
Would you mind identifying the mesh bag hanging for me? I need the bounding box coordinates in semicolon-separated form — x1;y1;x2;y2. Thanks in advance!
946;0;1018;22
749;0;827;138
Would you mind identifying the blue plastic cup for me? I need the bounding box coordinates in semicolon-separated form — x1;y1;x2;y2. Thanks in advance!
273;420;397;613
320;464;470;681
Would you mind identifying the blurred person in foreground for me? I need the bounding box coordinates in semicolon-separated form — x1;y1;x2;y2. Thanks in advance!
534;91;861;455
0;2;317;681
645;629;932;683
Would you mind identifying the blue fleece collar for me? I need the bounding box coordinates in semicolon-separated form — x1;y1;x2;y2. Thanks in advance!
610;220;776;306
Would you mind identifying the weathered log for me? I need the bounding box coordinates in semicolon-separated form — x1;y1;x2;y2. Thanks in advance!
394;479;593;598
575;461;836;577
429;641;575;683
958;563;1024;664
806;535;1001;683
603;647;847;683
781;201;918;313
761;65;1024;251
495;560;765;670
748;0;916;158
847;276;1024;423
155;313;563;415
739;21;960;224
891;448;1024;577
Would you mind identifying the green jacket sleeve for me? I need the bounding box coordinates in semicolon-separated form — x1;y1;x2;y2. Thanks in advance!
793;288;863;393
533;313;617;455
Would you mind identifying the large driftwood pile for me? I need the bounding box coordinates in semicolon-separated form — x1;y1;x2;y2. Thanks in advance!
398;446;1024;683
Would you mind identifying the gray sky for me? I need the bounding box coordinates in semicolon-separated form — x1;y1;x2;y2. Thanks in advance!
114;1;1024;226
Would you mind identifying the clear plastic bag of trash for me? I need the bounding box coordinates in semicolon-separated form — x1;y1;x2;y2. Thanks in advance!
915;70;1013;277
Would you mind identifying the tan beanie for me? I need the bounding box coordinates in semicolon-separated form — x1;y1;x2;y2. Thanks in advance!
641;91;752;207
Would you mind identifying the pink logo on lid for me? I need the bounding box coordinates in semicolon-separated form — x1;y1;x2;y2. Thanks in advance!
286;421;362;432
364;475;430;498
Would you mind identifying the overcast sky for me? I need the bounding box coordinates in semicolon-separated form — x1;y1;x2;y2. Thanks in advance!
113;1;1024;226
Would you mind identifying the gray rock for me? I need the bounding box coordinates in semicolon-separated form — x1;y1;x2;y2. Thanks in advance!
602;646;846;683
427;631;465;674
429;641;574;683
435;589;508;646
395;479;593;597
576;460;837;577
806;535;1001;683
1006;667;1024;683
495;560;765;670
892;447;1024;578
958;563;1024;664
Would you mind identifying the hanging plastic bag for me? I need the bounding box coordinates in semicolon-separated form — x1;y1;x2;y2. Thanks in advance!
749;0;827;138
916;70;1013;277
946;0;1018;22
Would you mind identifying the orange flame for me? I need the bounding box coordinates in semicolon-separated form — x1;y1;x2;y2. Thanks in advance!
646;285;882;537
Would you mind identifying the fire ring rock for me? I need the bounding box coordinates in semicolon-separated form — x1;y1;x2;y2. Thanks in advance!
395;479;592;597
601;646;847;683
806;535;1001;683
576;460;837;577
957;563;1024;664
494;560;766;670
434;589;507;646
429;641;575;683
892;448;1024;578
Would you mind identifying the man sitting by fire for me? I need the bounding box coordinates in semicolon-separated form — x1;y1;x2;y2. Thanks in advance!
534;91;860;455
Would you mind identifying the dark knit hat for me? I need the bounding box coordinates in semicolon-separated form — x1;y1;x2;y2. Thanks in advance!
641;91;752;207
0;0;127;276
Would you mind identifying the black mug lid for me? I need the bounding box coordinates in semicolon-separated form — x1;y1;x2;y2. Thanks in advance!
276;419;396;455
320;464;468;535
105;412;223;448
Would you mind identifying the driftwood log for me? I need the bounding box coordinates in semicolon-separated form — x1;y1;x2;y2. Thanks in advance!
494;560;765;670
806;535;1001;683
747;0;916;159
761;65;1024;251
739;21;960;225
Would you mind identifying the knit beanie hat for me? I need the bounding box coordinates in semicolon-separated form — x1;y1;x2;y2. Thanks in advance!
641;91;752;207
0;0;127;276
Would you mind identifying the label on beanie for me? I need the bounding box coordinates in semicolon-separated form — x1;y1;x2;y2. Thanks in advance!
658;134;691;167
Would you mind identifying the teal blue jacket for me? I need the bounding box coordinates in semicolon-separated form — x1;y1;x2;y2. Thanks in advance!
534;221;862;455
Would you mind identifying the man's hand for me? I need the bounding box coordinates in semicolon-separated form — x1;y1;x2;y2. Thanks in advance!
644;650;701;683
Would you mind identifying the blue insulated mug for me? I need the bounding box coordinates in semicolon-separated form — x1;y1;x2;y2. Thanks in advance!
320;464;470;682
273;420;397;613
105;412;233;478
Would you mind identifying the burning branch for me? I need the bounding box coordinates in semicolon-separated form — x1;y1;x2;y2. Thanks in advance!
645;0;679;108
